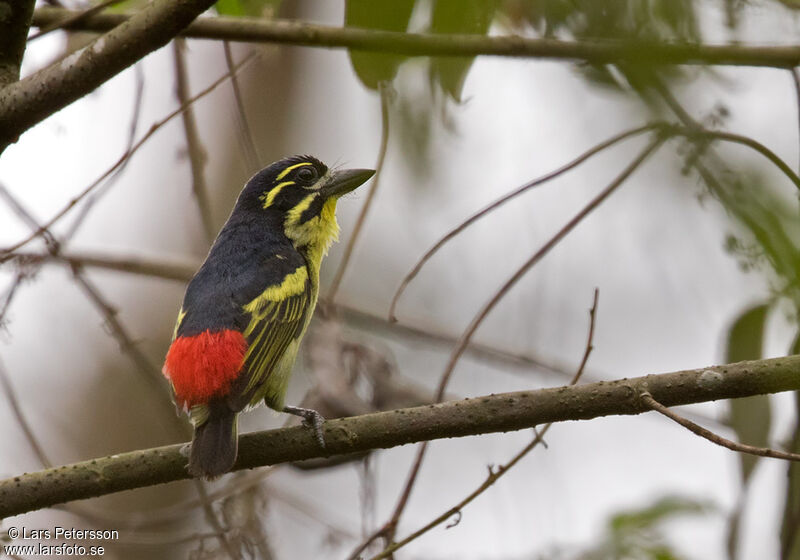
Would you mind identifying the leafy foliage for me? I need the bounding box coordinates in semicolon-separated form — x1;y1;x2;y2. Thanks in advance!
574;496;712;560
345;0;415;90
429;0;498;101
215;0;281;17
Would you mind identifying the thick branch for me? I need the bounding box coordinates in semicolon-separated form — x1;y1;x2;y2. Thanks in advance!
2;355;799;518
0;0;35;87
31;7;800;68
0;0;216;150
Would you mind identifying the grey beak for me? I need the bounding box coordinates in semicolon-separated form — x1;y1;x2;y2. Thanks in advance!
322;168;375;198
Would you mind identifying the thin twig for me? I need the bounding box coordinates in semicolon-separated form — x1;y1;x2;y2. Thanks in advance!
388;121;800;321
0;271;26;327
0;181;58;251
328;82;392;303
27;0;123;41
432;137;660;402
0;0;218;152
223;41;260;173
377;138;661;553
388;123;658;321
0;356;53;468
71;270;167;392
640;392;800;462
173;38;215;244
369;289;598;560
63;63;145;243
0;52;257;260
370;428;551;560
193;479;240;560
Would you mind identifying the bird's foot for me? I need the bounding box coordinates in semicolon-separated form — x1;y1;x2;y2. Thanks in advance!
283;405;326;448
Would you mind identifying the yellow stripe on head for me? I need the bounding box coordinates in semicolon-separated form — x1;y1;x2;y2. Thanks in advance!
276;162;313;181
285;193;317;227
262;181;294;209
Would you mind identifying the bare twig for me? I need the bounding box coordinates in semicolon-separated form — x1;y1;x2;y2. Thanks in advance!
62;64;145;243
389;121;800;321
8;250;197;281
0;271;27;327
0;0;34;87
433;137;659;401
71;271;168;393
30;7;800;68
0;0;218;151
370;428;551;560
389;123;657;321
173;38;215;244
640;392;800;462
0;52;257;260
223;42;260;173
369;289;598;559
193;479;240;560
370;137;662;553
2;353;800;518
327;82;392;303
0;356;53;468
27;0;123;41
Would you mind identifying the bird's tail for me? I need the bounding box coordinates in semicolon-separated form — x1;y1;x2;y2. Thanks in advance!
188;403;238;479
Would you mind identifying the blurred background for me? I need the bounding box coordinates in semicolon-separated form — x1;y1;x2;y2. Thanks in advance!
1;1;800;558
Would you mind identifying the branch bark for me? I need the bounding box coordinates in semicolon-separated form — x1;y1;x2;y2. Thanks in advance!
0;0;216;151
31;7;800;68
2;354;799;519
0;0;35;87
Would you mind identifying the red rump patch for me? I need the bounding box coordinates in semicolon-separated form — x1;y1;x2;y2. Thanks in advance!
163;330;248;408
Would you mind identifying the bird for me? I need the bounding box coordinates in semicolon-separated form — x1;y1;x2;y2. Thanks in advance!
162;155;375;479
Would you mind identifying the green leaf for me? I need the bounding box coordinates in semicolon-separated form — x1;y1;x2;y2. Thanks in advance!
215;0;281;17
345;1;416;90
429;0;497;101
724;304;772;484
577;495;711;560
610;495;709;533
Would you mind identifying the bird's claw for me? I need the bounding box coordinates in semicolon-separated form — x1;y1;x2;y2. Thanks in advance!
283;405;326;448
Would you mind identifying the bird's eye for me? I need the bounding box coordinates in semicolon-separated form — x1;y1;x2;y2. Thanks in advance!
296;167;317;183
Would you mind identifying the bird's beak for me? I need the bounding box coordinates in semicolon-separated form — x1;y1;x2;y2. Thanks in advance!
321;168;375;198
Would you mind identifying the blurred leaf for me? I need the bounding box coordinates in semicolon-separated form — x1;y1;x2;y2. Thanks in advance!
576;496;711;560
215;0;281;17
725;304;771;484
610;495;709;532
345;0;416;90
429;0;498;101
723;304;771;559
505;0;700;97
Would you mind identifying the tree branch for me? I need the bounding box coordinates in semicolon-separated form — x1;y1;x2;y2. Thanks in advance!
30;7;800;68
0;0;35;87
0;0;216;151
1;354;799;519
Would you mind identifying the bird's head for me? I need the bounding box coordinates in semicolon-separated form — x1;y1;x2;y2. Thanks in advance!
236;155;375;257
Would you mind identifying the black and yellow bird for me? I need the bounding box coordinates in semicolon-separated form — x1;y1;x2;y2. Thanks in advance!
162;155;374;479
